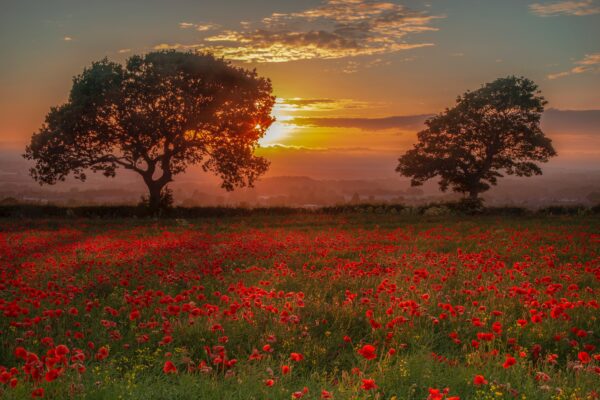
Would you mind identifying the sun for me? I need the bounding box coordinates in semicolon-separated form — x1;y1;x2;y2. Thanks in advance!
258;107;296;147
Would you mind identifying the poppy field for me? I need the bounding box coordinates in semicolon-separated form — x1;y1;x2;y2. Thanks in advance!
0;214;599;399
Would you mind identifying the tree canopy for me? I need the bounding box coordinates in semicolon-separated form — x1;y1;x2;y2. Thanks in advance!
24;51;275;210
396;76;557;200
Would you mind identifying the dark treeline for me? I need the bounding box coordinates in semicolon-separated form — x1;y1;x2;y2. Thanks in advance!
0;202;598;219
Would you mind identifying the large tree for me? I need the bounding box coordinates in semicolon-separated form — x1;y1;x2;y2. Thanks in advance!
396;76;556;200
24;51;275;210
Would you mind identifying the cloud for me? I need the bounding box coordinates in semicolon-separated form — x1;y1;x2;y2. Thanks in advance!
284;109;600;134
541;108;600;134
179;22;220;31
118;48;131;54
339;57;392;74
153;43;203;51
161;0;442;63
548;53;600;79
289;114;432;130
275;97;375;112
63;36;72;41
280;98;337;107
530;0;600;16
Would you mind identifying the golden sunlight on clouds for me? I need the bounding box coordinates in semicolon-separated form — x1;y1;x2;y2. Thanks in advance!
259;97;382;146
179;22;220;32
257;97;427;151
530;0;600;16
548;53;600;79
157;0;442;63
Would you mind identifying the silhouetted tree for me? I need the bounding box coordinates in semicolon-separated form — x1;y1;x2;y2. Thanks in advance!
24;51;275;211
396;76;556;200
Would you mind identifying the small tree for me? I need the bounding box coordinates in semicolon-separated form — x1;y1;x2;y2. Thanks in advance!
396;76;556;200
24;51;275;211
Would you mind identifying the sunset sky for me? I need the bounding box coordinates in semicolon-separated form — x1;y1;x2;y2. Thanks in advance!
1;0;599;180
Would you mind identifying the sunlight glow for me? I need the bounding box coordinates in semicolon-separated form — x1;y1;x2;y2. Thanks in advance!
258;99;300;146
259;117;296;147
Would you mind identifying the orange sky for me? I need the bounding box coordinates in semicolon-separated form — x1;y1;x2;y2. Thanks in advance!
1;0;599;181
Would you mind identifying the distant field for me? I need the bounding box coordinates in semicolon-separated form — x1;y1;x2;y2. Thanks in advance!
1;215;599;399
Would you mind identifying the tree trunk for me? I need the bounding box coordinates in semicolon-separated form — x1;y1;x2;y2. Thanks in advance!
146;180;166;214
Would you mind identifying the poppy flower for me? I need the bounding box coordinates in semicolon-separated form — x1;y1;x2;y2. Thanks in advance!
129;310;140;321
503;355;516;368
290;352;304;362
0;372;11;384
44;369;60;382
578;351;591;364
473;375;488;385
163;360;177;374
357;344;377;360
96;346;109;361
55;345;69;356
361;379;377;390
428;388;443;400
15;347;27;360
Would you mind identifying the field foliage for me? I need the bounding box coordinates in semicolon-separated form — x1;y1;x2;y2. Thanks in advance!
0;214;599;399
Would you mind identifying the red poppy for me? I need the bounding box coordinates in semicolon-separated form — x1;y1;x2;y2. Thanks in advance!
15;347;28;360
129;310;140;321
44;368;60;382
96;346;109;361
357;344;377;360
163;360;177;374
578;351;591;364
55;345;69;356
473;375;488;385
361;379;377;390
503;355;516;369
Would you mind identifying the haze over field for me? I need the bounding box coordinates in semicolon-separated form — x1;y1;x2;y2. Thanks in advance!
1;0;599;206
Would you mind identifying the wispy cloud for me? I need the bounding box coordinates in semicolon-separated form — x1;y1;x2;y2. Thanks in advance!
158;0;442;63
340;58;392;74
179;22;220;31
63;36;72;41
530;0;600;16
276;97;375;113
153;43;202;51
117;48;131;54
548;53;600;79
289;114;432;130
287;109;600;134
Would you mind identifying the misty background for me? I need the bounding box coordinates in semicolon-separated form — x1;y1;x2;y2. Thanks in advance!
2;108;599;208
